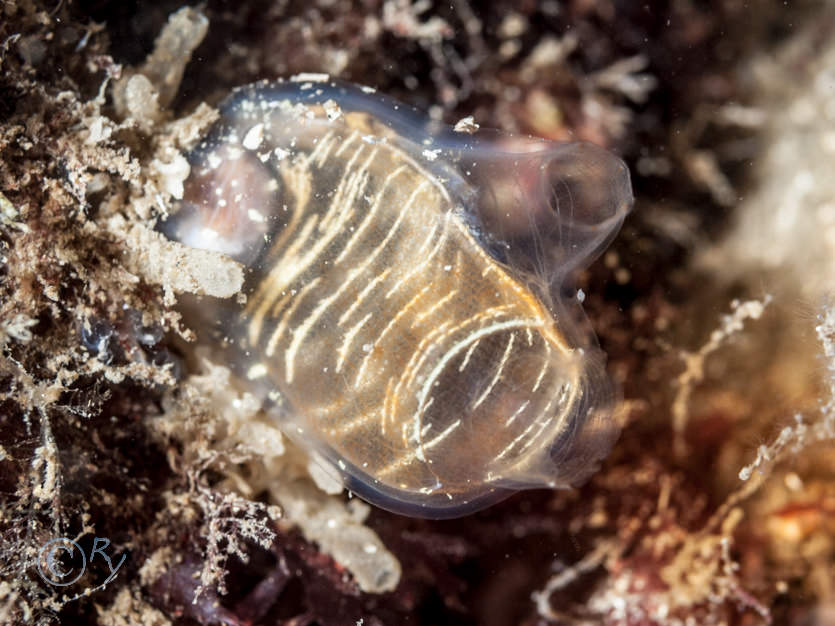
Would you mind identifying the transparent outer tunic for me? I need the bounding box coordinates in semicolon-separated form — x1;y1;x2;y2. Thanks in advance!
159;77;634;518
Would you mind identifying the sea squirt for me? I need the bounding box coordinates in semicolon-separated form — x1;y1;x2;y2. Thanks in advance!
159;76;634;518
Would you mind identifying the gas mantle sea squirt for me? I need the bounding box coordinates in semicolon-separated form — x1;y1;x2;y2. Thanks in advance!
159;76;634;518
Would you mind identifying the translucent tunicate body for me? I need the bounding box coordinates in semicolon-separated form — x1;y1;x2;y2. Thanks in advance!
159;77;633;518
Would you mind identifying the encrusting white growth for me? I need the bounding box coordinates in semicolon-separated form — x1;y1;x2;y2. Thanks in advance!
113;6;209;120
738;304;835;482
150;149;191;200
162;354;401;593
672;296;772;457
701;25;835;299
269;479;402;593
112;216;244;302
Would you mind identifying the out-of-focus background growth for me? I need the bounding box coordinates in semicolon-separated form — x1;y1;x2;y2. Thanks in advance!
1;1;834;624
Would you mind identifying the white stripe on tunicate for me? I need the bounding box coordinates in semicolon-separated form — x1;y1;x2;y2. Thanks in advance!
378;418;462;476
414;319;540;428
264;278;322;358
248;213;319;344
383;217;447;299
355;283;433;389
329;409;380;436
333;129;359;157
285;181;430;383
458;338;481;373
412;289;458;326
334;165;409;264
471;332;515;410
504;400;530;427
531;343;552;393
336;312;373;373
338;267;392;326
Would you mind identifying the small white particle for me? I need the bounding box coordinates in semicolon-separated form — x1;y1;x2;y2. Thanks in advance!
248;208;266;223
242;123;265;150
363;544;378;554
443;264;452;271
246;363;268;380
577;288;586;302
291;72;330;83
453;115;479;133
323;99;343;122
337;459;347;470
422;148;441;161
362;343;373;353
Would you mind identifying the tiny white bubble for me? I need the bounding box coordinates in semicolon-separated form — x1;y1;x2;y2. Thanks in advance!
242;123;265;150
